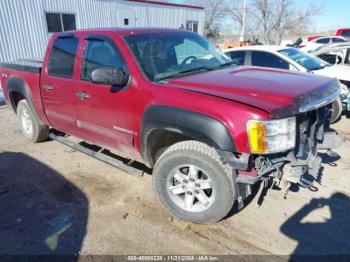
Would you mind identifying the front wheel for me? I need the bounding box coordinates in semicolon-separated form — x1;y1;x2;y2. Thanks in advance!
153;141;236;224
330;97;343;124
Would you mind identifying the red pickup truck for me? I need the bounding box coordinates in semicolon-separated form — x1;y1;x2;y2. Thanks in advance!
0;28;341;223
336;28;350;39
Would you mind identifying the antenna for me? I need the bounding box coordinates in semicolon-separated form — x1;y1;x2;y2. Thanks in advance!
240;0;246;42
146;0;151;27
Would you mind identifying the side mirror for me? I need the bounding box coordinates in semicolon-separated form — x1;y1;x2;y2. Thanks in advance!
91;67;129;86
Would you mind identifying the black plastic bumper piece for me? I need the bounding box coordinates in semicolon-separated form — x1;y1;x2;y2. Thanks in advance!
217;150;250;170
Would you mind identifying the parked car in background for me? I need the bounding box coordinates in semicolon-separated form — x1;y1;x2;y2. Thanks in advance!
0;28;342;223
307;36;323;42
0;83;5;105
336;28;350;39
300;36;349;53
311;42;350;66
224;46;350;122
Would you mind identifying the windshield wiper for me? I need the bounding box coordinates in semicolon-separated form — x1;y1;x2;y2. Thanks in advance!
214;61;236;68
155;66;214;82
309;65;326;71
155;62;236;82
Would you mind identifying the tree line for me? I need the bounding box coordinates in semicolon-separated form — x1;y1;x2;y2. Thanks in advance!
172;0;323;44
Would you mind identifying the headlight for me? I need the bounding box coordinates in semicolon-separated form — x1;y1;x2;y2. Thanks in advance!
247;117;296;154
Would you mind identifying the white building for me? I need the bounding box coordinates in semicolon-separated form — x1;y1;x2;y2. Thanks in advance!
0;0;204;62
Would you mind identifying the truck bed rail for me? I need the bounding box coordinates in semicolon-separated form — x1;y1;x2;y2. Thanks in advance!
0;59;42;73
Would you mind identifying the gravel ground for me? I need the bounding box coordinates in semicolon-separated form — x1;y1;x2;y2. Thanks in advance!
0;104;349;257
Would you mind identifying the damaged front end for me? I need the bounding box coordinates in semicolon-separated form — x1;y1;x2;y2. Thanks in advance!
252;104;340;191
220;79;343;205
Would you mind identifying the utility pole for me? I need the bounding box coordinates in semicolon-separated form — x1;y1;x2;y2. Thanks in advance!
239;0;246;42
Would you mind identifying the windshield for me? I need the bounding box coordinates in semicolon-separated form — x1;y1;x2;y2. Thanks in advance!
124;32;232;81
279;48;329;71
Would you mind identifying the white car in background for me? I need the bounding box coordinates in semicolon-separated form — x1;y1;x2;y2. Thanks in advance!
224;45;350;122
311;42;350;67
300;36;349;53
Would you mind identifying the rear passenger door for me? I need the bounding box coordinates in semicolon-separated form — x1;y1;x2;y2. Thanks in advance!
250;51;290;70
41;35;81;134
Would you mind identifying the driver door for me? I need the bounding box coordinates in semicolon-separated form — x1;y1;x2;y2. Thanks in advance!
75;35;136;157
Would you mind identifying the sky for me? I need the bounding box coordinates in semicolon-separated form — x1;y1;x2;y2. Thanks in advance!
296;0;350;31
173;0;350;33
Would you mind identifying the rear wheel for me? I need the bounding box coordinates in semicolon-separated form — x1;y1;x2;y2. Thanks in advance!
330;97;343;124
153;141;236;224
17;100;49;142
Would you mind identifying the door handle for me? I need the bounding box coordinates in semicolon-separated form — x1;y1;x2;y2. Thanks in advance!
76;92;90;100
42;84;54;91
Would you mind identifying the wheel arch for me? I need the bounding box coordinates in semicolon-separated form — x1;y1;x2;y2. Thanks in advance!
141;105;236;167
7;77;33;113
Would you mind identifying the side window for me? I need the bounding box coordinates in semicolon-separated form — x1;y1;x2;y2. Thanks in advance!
174;39;210;64
318;51;345;65
46;13;76;33
186;21;199;33
48;37;79;78
251;51;289;69
62;14;76;31
227;51;246;65
341;30;350;37
81;39;128;81
332;38;346;43
316;38;329;44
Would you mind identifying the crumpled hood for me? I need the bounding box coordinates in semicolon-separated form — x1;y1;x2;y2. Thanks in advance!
167;66;340;118
314;65;350;82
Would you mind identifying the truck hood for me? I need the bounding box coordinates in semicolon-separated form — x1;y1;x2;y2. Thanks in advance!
167;66;340;118
314;65;350;82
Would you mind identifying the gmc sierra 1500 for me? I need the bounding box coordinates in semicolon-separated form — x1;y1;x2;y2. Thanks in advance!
0;28;341;223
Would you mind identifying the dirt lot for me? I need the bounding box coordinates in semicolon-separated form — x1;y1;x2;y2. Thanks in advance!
0;104;349;256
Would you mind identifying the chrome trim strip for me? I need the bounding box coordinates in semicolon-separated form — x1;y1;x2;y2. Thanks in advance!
112;125;134;135
46;110;75;123
76;120;120;139
76;120;134;139
299;89;340;113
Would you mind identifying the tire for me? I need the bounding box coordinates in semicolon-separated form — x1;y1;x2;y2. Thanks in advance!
330;97;343;124
17;100;49;143
153;141;236;224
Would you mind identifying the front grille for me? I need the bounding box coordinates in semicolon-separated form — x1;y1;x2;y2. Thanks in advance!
294;104;332;161
251;104;333;187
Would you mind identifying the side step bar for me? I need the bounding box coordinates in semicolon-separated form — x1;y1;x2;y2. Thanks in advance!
49;133;145;176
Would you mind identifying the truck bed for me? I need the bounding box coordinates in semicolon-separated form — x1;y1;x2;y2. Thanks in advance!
0;59;42;73
0;59;49;124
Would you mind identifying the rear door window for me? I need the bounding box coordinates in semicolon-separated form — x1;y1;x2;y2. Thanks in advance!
341;30;350;37
251;51;289;69
81;39;128;81
48;37;79;78
227;51;246;65
332;37;347;43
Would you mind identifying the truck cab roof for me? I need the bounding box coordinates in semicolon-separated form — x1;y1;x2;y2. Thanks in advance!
55;27;185;37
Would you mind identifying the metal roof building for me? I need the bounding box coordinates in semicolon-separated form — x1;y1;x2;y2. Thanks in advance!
0;0;204;62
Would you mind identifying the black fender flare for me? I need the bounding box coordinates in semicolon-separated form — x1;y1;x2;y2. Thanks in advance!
6;77;43;125
141;105;236;165
6;77;34;112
